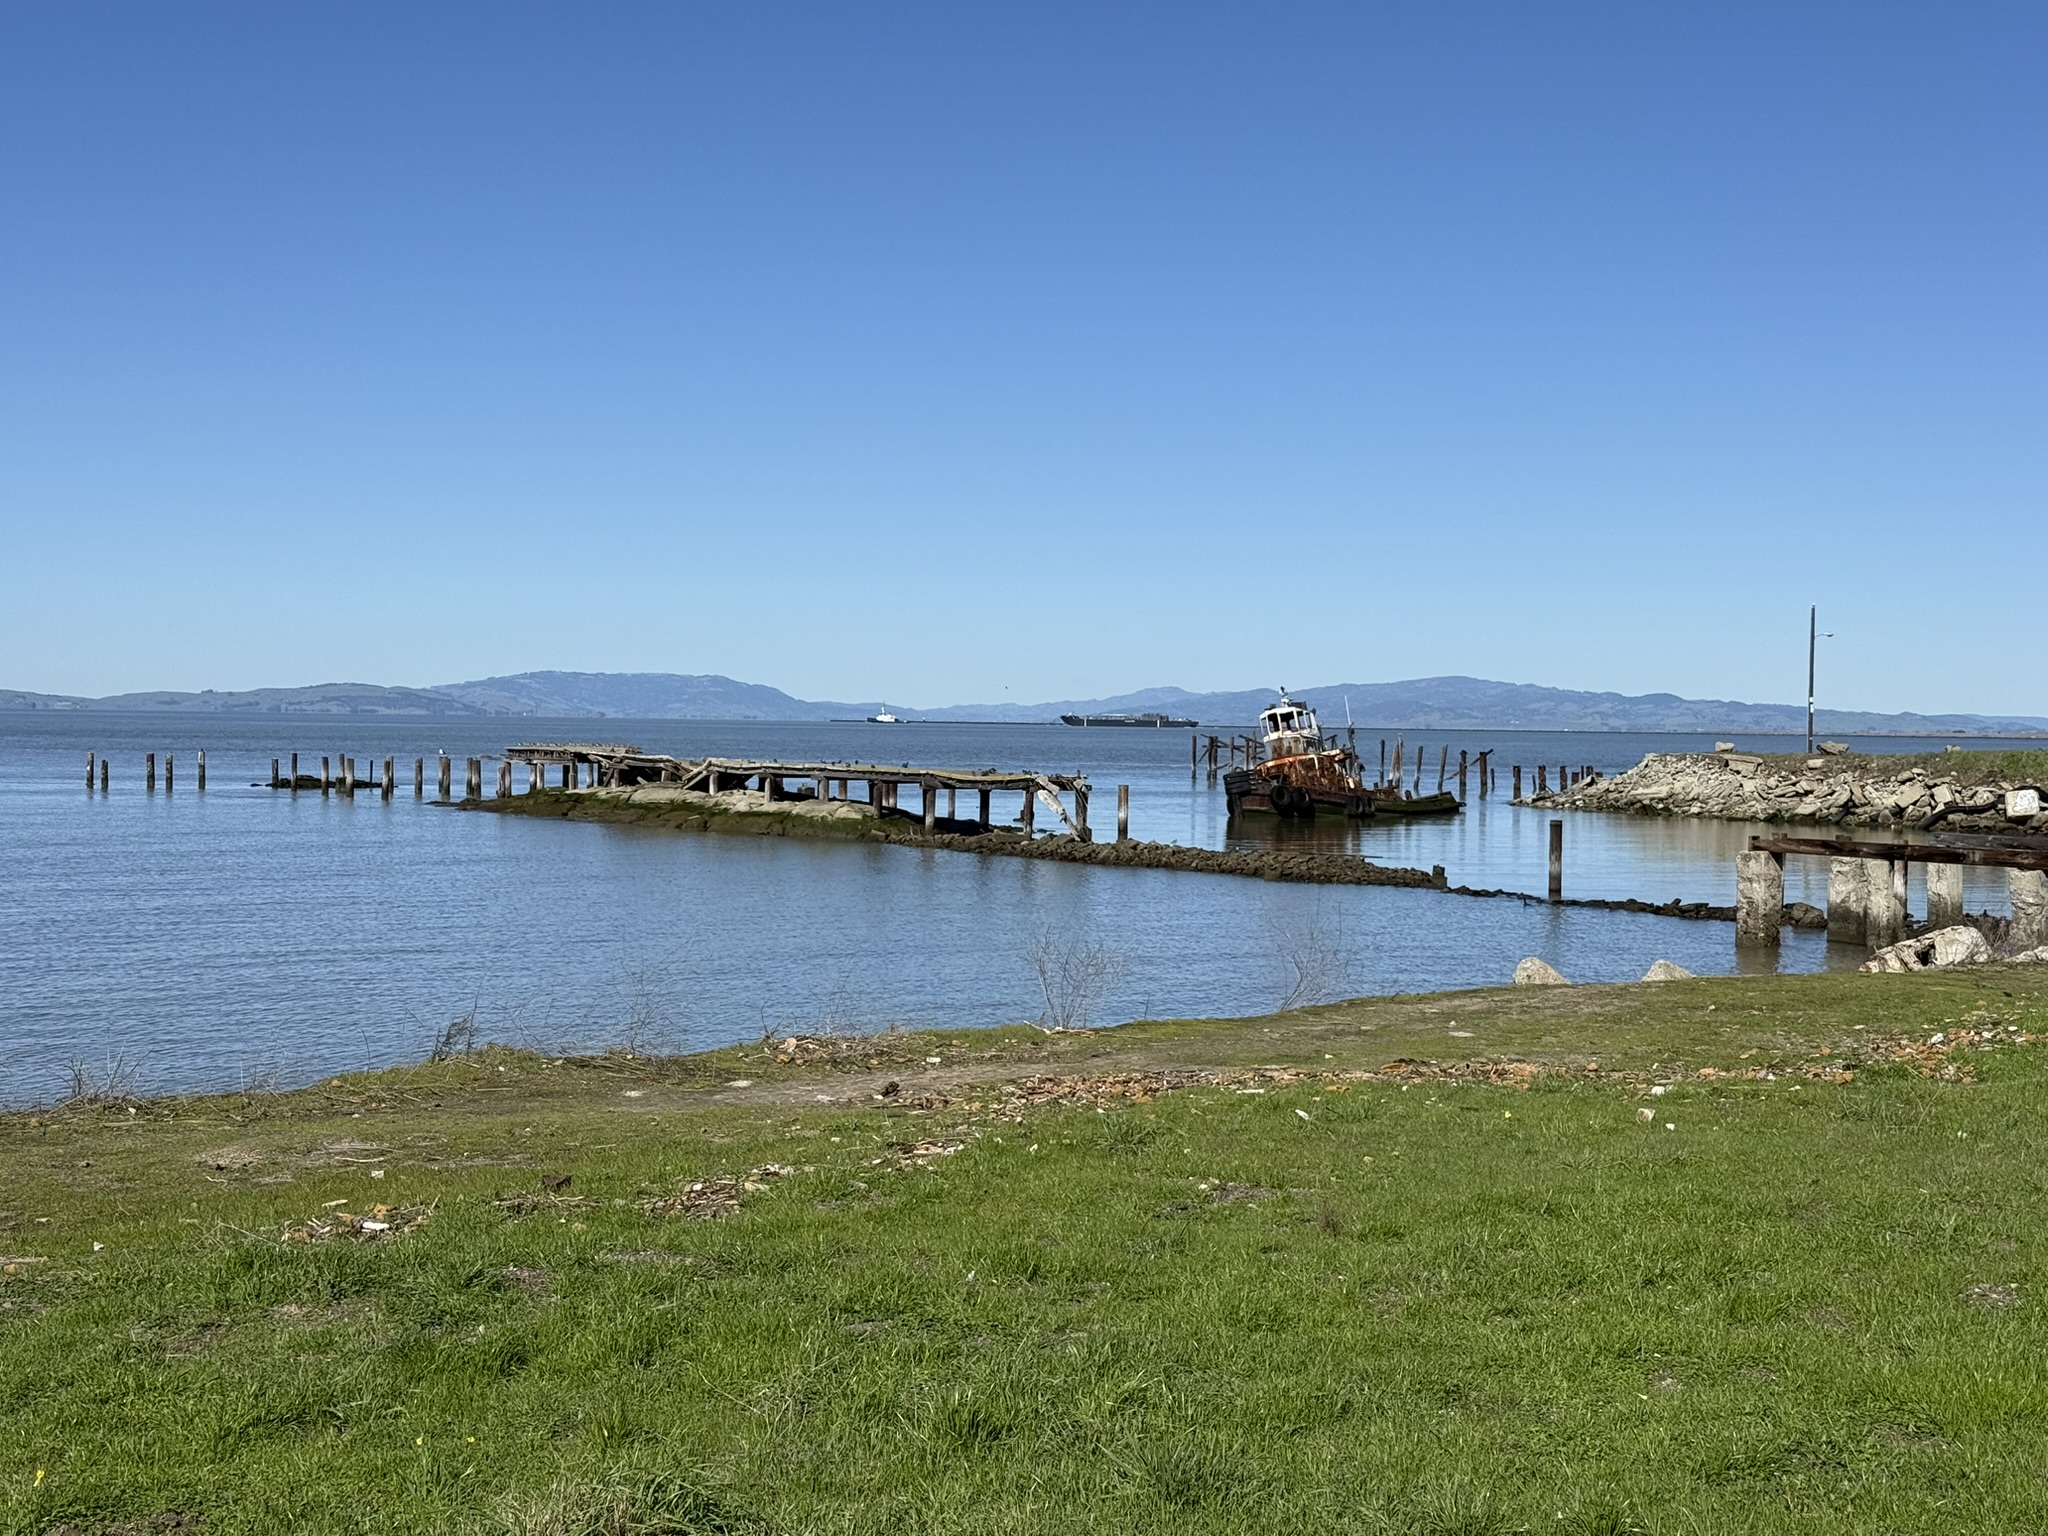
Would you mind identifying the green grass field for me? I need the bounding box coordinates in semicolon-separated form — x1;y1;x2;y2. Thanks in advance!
5;969;2047;1535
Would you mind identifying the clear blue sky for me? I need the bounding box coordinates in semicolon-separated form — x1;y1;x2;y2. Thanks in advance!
3;4;2041;713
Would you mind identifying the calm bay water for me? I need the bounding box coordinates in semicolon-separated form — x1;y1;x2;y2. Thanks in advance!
0;714;2028;1104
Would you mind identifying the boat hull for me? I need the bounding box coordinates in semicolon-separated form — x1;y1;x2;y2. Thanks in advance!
1368;791;1462;817
1224;769;1375;819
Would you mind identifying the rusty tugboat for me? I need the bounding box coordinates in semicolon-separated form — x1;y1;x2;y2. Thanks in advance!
1224;691;1462;820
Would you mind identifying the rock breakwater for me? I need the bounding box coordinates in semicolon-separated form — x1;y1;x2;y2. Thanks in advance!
1532;752;2048;831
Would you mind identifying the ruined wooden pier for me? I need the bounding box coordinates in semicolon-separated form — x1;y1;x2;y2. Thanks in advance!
502;743;1098;839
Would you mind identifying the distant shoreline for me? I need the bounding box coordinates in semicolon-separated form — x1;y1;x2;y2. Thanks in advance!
3;701;2043;740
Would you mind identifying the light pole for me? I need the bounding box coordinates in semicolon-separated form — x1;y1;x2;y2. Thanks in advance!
1806;606;1835;754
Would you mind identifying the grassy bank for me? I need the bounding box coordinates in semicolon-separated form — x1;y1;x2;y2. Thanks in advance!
6;970;2048;1534
1755;748;2048;787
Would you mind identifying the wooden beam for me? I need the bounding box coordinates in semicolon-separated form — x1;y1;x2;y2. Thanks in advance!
1752;835;2048;872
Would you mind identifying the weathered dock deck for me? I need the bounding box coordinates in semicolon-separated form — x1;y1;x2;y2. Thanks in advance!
504;743;1095;837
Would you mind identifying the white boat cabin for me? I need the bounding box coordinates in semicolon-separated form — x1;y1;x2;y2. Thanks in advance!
1259;693;1325;760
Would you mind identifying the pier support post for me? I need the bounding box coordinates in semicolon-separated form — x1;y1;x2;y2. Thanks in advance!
1827;858;1866;944
439;755;451;801
272;757;281;790
290;752;299;792
1925;864;1964;929
2012;870;2048;951
465;758;481;800
322;756;332;795
1736;850;1785;945
383;757;394;801
414;758;424;797
947;786;956;820
979;787;992;827
922;783;936;833
1864;859;1905;948
99;757;108;791
1548;819;1563;902
1513;765;1522;800
1075;786;1091;842
147;753;156;792
1117;784;1130;841
197;750;206;791
1457;750;1468;802
497;761;511;799
165;755;173;792
1021;787;1035;837
87;753;95;791
1536;765;1547;795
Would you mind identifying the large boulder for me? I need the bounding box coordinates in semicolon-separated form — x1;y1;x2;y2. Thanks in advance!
1513;957;1570;986
1640;960;1695;982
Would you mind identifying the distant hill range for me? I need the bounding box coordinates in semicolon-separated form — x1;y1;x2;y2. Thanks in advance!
4;671;2043;735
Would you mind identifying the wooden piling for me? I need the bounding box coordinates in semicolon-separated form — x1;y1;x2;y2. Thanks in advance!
1458;749;1469;802
87;752;95;791
1437;746;1448;794
497;760;512;799
1536;765;1547;795
439;755;452;801
1021;787;1035;837
99;757;108;792
414;757;424;797
947;786;957;820
922;783;936;833
979;787;992;827
164;755;173;792
1075;785;1091;842
146;752;156;792
383;756;395;801
1117;784;1130;841
1513;765;1522;800
271;757;281;790
322;756;332;794
1548;819;1564;902
465;758;482;800
197;750;206;791
290;752;299;793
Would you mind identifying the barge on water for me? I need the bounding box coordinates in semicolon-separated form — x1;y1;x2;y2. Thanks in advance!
1061;711;1198;728
1225;692;1462;819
